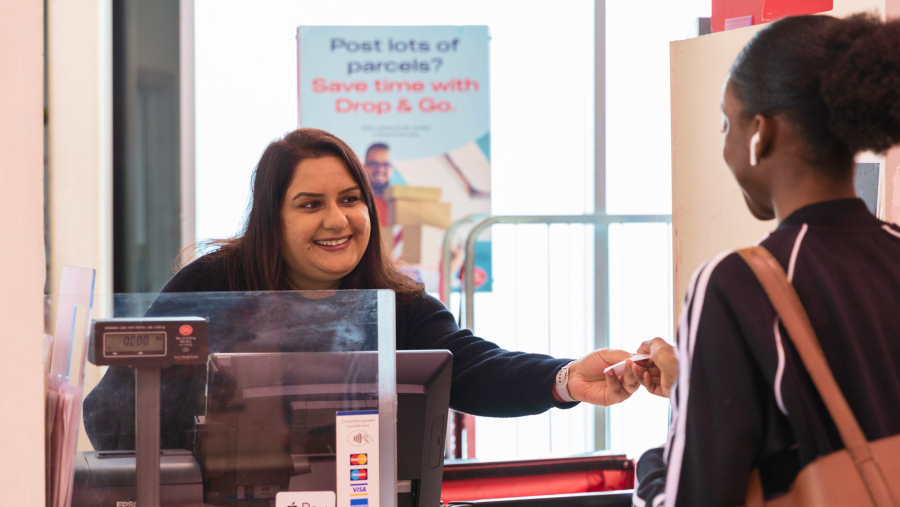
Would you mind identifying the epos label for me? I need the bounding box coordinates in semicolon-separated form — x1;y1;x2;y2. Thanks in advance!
336;411;379;507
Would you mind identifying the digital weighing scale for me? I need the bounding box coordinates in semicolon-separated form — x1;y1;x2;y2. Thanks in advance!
89;317;209;507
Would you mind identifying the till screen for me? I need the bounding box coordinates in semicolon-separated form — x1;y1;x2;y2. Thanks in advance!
105;332;166;355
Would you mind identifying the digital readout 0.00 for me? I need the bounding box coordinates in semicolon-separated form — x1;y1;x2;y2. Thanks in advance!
103;332;166;356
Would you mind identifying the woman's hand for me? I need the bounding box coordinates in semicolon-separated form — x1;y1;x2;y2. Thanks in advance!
629;337;678;398
564;349;643;406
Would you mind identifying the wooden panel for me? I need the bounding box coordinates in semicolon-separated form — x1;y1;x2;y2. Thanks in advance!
669;25;771;320
886;1;900;223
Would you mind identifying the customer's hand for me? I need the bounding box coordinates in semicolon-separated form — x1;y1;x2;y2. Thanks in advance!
629;337;677;398
565;349;642;406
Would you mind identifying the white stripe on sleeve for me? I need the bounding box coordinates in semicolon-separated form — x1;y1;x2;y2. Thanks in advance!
883;224;900;239
773;224;808;415
772;321;788;415
664;251;731;507
787;224;808;280
664;259;706;465
632;490;646;507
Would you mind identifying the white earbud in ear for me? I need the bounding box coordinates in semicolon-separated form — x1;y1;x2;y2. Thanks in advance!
749;131;761;167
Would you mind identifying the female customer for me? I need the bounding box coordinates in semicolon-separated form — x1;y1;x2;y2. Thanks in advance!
631;13;900;506
84;128;641;450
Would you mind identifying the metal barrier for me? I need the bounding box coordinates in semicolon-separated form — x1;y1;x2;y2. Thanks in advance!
454;214;671;332
439;213;671;458
440;214;491;306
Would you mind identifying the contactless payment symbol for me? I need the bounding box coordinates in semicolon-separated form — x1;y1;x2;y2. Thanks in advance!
348;431;373;447
350;469;368;481
350;453;367;465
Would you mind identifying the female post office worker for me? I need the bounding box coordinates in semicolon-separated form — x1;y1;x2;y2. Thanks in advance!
629;14;900;507
84;128;643;450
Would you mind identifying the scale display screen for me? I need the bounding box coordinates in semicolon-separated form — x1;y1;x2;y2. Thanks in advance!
90;317;208;366
104;332;167;356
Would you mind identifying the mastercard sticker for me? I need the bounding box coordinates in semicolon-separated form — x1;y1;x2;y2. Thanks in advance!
350;454;368;466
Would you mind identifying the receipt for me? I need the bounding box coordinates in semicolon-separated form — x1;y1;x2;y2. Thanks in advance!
604;354;652;377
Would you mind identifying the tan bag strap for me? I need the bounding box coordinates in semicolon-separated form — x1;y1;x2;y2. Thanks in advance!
745;469;765;507
737;246;896;507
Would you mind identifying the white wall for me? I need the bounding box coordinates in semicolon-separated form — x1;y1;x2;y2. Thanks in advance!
47;0;113;451
0;1;47;504
48;0;113;302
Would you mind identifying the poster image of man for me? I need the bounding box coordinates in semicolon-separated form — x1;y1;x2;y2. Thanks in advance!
365;142;406;226
364;143;392;196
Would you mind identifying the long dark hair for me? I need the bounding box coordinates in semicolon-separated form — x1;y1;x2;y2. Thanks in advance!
729;14;900;174
212;128;423;299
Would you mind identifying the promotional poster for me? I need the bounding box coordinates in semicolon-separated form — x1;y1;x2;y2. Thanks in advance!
297;26;492;293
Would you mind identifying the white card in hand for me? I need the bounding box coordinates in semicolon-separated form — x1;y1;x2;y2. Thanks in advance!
603;354;652;376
